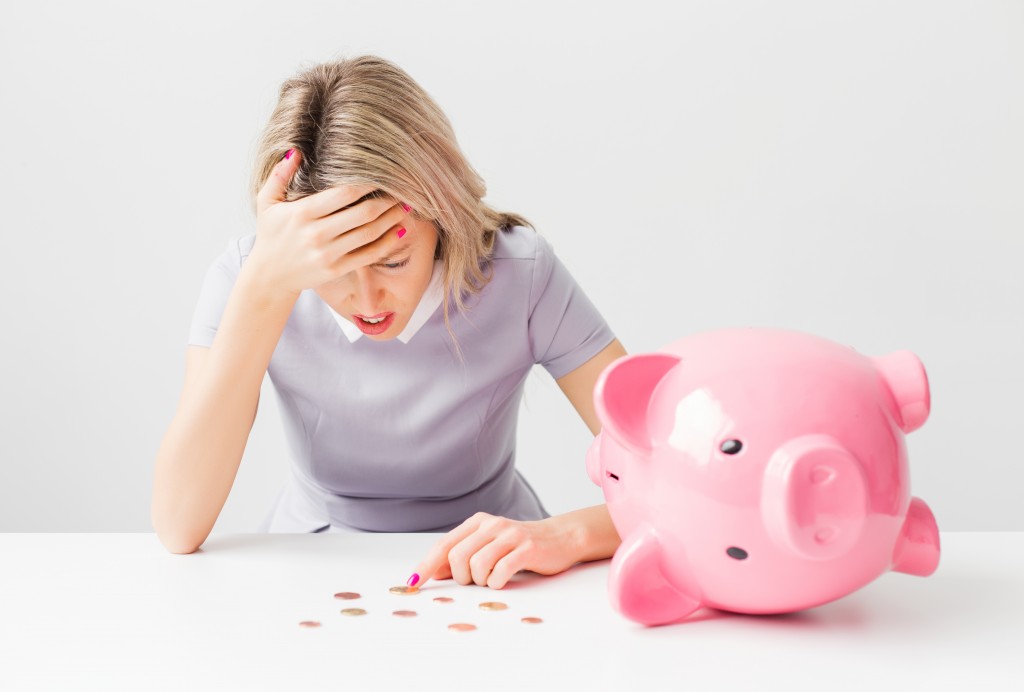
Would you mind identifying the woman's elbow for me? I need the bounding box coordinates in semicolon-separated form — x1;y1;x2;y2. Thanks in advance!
151;511;204;554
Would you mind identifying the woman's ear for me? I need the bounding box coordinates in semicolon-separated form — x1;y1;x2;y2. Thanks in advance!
431;226;444;260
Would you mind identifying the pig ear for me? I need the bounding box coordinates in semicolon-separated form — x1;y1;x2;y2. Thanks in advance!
762;434;868;561
608;524;702;626
870;350;930;433
891;497;941;576
593;353;681;455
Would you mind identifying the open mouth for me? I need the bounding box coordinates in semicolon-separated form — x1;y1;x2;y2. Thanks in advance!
353;312;396;335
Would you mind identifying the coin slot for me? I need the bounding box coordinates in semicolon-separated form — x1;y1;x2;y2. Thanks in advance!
607;471;620;481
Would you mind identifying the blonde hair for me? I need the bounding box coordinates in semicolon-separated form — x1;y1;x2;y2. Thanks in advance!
248;54;533;349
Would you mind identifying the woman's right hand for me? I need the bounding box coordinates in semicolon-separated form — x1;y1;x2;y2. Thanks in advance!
247;149;413;295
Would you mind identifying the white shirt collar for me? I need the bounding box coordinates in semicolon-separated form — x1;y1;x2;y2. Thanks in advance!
326;260;444;344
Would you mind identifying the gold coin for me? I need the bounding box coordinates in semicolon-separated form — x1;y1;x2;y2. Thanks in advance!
521;617;543;624
432;597;454;604
298;620;321;628
478;601;508;611
389;585;419;595
340;608;367;616
448;623;477;632
392;610;418;618
333;592;361;600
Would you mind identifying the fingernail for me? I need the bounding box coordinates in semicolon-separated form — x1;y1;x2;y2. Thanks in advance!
396;227;407;239
284;148;295;160
406;573;420;587
401;202;412;212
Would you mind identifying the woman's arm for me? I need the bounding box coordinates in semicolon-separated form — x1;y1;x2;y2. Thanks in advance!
554;338;626;436
545;337;629;559
151;269;299;554
407;339;628;589
152;150;413;554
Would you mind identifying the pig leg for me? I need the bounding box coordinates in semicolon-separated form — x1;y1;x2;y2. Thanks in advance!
608;525;702;626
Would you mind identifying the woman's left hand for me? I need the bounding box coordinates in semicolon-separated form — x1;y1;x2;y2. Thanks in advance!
406;512;582;590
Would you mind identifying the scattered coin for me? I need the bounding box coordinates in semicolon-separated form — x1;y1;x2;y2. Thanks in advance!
432;597;454;604
340;608;367;616
389;585;418;595
478;601;508;611
448;623;477;632
392;610;418;618
333;592;361;600
521;617;543;624
298;620;321;628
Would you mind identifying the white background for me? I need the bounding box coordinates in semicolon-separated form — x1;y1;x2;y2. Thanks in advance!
0;0;1020;532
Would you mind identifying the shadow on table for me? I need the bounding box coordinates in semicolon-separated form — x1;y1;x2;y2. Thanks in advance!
190;532;315;554
625;568;1008;635
496;557;610;590
606;601;874;634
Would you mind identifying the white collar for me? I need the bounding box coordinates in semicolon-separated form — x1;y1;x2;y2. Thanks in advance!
326;260;444;344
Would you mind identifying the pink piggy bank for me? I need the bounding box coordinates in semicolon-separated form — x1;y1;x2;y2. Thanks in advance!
587;328;940;626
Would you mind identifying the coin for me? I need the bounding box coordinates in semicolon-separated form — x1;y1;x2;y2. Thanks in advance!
298;620;321;628
432;597;454;604
478;601;508;611
333;592;361;600
448;623;477;632
389;585;418;595
392;610;418;618
340;608;367;616
521;617;543;624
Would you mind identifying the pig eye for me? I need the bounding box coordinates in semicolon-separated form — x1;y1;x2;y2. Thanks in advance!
720;439;743;455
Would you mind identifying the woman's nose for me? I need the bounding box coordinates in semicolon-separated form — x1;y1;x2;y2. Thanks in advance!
350;267;385;310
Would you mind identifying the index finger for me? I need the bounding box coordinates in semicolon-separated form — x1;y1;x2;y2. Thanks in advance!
301;183;382;220
406;516;484;590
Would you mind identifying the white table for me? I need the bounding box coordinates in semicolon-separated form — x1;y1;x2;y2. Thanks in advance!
1;532;1020;691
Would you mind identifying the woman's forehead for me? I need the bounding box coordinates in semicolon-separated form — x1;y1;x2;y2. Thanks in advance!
337;187;391;211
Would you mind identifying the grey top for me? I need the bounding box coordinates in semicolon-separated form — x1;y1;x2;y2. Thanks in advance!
188;225;616;533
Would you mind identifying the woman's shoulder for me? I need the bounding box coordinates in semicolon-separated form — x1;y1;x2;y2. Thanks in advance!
482;225;566;310
234;232;257;264
206;232;257;272
489;224;553;263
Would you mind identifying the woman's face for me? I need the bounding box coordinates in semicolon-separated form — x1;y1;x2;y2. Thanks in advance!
313;213;440;341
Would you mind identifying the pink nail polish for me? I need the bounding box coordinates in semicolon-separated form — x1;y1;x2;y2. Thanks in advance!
401;202;412;212
284;148;294;160
396;227;407;239
407;573;420;587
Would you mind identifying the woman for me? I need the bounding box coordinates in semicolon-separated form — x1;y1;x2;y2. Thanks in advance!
152;55;626;591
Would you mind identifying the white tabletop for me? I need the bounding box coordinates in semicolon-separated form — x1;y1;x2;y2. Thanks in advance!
0;532;1020;691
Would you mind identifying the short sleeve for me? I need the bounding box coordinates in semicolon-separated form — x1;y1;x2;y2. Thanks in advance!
187;234;252;347
527;233;617;379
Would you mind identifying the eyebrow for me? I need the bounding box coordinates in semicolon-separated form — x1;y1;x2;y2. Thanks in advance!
377;243;413;262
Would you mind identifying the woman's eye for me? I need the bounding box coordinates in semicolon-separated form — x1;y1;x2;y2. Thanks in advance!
380;259;410;270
